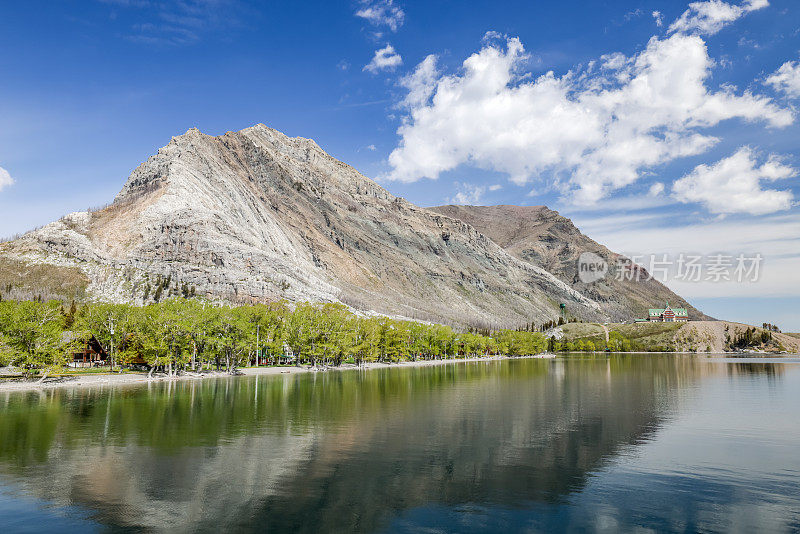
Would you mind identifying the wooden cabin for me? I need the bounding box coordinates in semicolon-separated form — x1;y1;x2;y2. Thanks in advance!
64;333;109;367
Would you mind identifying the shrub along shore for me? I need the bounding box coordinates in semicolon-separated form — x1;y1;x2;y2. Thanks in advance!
0;297;555;380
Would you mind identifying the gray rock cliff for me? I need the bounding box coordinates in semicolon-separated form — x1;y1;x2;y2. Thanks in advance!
0;124;701;327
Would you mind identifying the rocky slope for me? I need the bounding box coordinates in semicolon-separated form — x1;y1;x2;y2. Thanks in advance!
430;205;710;321
0;124;701;327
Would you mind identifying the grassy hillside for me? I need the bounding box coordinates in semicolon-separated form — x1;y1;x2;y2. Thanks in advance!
610;323;683;349
559;322;681;349
559;323;606;340
0;256;88;302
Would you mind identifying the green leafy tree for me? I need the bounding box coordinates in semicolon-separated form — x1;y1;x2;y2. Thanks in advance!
0;300;73;379
0;332;13;367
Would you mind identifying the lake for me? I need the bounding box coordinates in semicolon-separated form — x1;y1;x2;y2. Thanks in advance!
1;355;799;533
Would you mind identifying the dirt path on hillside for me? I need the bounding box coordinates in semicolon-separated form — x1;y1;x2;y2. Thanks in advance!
596;323;609;344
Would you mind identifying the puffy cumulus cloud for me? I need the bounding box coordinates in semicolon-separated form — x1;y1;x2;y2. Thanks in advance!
672;147;796;215
355;0;405;32
0;166;14;192
766;60;800;98
363;44;402;73
668;0;768;36
398;54;438;108
447;183;487;205
386;33;792;205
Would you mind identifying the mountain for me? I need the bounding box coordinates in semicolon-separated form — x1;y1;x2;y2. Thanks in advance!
429;205;709;321
0;124;703;327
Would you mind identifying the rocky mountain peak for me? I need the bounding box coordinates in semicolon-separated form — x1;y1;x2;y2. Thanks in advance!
0;123;706;326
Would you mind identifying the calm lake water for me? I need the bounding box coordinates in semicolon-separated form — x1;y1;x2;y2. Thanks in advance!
1;355;799;533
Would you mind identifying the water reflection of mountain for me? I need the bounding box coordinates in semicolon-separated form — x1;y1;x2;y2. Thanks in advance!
0;356;775;532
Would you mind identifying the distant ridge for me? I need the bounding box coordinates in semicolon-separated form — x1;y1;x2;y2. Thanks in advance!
430;205;709;321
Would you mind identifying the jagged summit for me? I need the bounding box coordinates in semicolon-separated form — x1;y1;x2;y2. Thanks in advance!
0;124;702;326
116;124;386;204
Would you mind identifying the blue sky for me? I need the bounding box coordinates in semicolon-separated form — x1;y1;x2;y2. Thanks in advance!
0;0;799;329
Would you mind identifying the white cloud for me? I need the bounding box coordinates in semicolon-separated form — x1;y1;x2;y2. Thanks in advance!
363;44;402;73
766;60;800;98
648;182;665;196
652;10;664;27
672;147;796;215
365;144;377;151
386;33;792;207
0;166;14;192
600;51;628;70
737;36;761;49
488;184;502;191
398;54;438;109
623;9;644;22
447;183;486;205
668;0;768;36
355;0;405;32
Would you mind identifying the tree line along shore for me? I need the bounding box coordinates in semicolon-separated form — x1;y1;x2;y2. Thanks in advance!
0;296;790;381
0;297;553;379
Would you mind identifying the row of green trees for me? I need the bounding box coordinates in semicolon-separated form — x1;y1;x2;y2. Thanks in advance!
0;298;557;377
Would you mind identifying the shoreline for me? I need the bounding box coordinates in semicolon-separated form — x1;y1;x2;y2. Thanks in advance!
0;354;555;393
2;350;794;394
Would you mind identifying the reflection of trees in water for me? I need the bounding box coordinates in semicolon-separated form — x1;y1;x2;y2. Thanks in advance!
727;361;783;379
0;356;735;532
